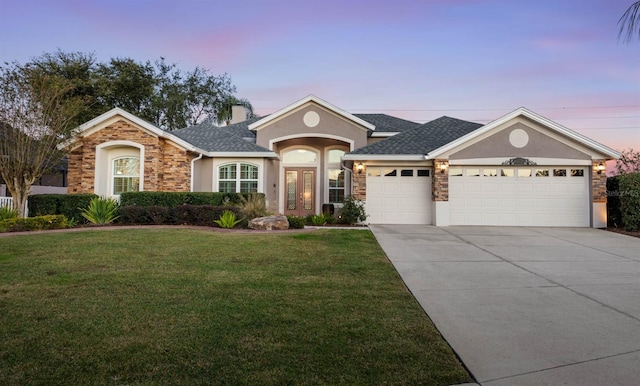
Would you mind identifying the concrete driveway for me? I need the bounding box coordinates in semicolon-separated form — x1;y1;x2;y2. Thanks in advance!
370;225;640;386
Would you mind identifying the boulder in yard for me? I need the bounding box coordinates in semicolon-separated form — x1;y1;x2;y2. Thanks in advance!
248;215;289;230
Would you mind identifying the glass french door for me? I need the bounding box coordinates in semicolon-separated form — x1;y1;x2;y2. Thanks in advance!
284;168;315;216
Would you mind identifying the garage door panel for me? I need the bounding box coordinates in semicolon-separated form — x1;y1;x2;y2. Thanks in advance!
366;168;432;225
450;166;589;227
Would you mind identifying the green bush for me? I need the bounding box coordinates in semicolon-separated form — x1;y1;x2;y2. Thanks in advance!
338;195;368;224
0;215;68;233
81;197;120;225
607;176;622;227
0;206;18;220
310;214;327;226
119;192;265;208
29;194;97;222
619;173;640;231
286;216;306;229
214;210;242;229
119;204;242;227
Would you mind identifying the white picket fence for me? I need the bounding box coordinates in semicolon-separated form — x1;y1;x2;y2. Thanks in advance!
0;197;28;217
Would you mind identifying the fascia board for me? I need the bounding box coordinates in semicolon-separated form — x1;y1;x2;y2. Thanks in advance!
370;132;399;137
342;154;426;161
203;151;279;158
248;95;375;131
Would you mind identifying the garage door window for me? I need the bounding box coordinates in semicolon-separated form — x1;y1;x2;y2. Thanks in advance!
368;169;381;177
384;169;397;177
484;168;498;177
418;169;430;177
401;169;413;177
571;169;584;177
501;168;515;177
518;169;532;177
554;169;567;177
466;168;480;177
536;169;549;177
450;168;463;177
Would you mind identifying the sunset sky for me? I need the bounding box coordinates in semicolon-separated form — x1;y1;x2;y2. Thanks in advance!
1;0;638;154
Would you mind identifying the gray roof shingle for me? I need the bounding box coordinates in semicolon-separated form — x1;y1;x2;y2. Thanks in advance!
172;120;271;153
348;116;483;155
354;114;421;133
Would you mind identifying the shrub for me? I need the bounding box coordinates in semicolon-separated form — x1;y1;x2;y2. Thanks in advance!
607;176;622;227
0;215;68;233
172;204;220;226
214;210;241;229
28;194;97;222
338;195;368;224
119;192;265;208
310;214;327;226
0;206;18;220
240;193;269;220
286;215;306;229
81;197;120;225
120;206;170;225
619;172;640;231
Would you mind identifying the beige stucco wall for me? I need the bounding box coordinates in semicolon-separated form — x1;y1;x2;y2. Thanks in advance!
192;158;213;192
255;103;369;150
450;122;591;160
264;158;280;213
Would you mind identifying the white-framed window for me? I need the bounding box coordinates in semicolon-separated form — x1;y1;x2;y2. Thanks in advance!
218;162;259;193
326;148;346;203
113;157;140;195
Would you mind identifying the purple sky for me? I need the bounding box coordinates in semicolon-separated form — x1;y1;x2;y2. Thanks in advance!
1;0;638;153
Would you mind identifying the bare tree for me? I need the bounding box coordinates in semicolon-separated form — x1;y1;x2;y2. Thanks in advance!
0;62;86;217
619;1;640;44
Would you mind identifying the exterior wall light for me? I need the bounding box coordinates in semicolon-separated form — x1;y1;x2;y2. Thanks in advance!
439;162;447;174
356;163;364;174
597;163;605;175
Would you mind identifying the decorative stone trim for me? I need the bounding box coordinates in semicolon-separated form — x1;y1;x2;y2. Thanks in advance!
67;119;194;194
353;165;366;201
592;160;607;203
432;159;449;201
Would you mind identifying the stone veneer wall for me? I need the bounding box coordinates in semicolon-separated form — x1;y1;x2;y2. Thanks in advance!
67;119;194;194
592;160;607;203
352;165;366;201
432;159;449;201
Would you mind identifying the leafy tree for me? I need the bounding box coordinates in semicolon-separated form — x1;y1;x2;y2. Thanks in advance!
0;62;87;217
615;148;640;174
216;95;255;126
27;51;241;131
619;1;640;44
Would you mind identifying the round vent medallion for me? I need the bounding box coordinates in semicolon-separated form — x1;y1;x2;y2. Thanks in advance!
509;128;529;148
303;111;320;127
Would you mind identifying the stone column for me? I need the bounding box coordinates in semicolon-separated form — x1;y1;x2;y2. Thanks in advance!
592;160;608;228
352;164;366;201
432;159;449;201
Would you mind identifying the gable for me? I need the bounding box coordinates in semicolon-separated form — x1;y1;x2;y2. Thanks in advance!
253;101;370;150
430;108;619;161
450;121;591;160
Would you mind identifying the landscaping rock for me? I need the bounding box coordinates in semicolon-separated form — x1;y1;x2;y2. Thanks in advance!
248;215;289;230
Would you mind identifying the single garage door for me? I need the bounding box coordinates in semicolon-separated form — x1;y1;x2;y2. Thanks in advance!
366;167;432;224
449;166;589;227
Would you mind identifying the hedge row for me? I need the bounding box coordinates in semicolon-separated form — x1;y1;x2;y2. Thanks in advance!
28;194;97;222
618;173;640;231
120;205;243;227
120;192;264;207
0;215;68;232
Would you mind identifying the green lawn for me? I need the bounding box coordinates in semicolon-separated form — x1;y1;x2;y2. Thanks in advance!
0;228;470;385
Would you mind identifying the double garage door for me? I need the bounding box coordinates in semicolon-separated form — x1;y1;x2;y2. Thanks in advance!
449;166;590;227
366;167;432;224
365;165;590;226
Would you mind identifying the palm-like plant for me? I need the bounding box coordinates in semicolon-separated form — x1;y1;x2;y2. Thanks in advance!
81;197;120;225
619;1;640;44
216;96;254;126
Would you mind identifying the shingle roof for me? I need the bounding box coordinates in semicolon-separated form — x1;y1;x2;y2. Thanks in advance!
354;114;421;133
172;120;271;153
348;116;483;155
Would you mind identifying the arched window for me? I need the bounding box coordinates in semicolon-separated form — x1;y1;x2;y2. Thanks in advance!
218;163;259;193
113;157;140;195
282;149;317;164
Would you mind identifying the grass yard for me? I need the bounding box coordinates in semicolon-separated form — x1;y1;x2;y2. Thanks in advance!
0;228;470;385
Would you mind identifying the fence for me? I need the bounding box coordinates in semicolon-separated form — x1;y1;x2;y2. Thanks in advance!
0;197;28;217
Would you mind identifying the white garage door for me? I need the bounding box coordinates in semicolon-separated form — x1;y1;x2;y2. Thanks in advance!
449;166;589;227
366;167;432;224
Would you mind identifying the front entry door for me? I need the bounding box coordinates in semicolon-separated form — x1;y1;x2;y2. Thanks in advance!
284;168;315;216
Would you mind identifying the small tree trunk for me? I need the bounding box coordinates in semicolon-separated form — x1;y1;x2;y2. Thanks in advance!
4;176;33;218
